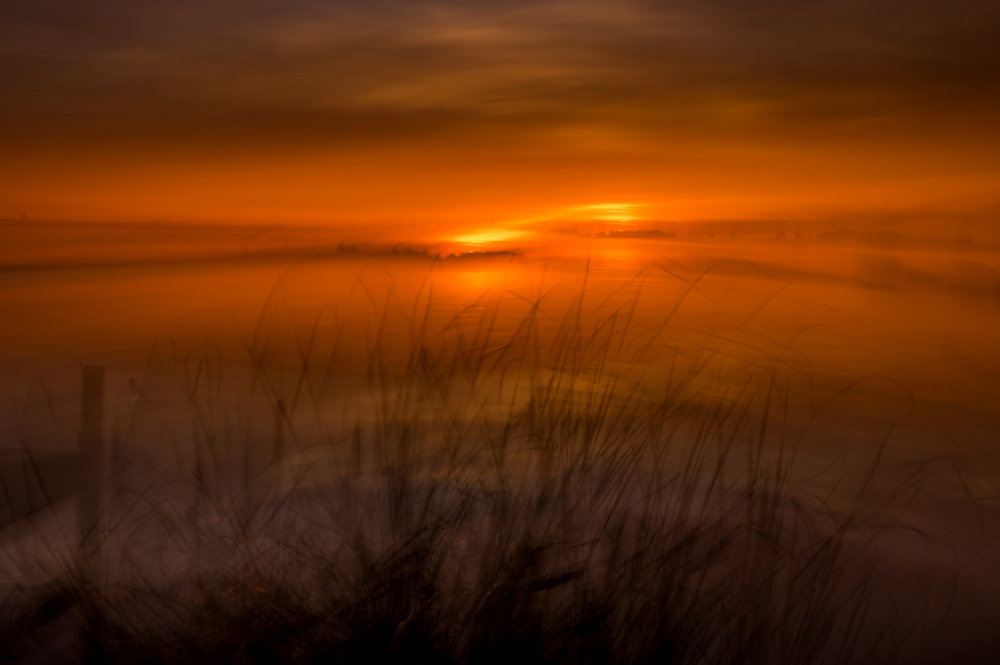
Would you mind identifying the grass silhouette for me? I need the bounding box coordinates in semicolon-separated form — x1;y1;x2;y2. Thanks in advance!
0;262;955;663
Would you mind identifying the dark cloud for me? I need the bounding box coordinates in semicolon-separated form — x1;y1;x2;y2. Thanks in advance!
2;0;999;149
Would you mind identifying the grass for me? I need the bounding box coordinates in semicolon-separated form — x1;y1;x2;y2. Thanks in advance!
0;261;959;663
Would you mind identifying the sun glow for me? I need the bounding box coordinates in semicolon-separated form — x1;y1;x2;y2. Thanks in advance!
572;203;641;224
452;228;524;245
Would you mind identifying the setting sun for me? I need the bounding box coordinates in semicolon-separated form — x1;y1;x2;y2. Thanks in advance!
451;228;525;246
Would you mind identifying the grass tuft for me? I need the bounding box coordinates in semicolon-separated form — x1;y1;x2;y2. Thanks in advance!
1;267;954;663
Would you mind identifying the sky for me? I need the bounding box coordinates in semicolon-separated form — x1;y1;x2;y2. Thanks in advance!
2;0;1000;237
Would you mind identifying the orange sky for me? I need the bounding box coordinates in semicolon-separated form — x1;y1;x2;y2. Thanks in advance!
2;0;999;239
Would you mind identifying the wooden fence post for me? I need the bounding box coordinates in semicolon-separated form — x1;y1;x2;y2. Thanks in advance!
78;365;104;577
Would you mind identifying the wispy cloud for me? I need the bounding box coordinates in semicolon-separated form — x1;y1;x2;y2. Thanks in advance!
4;0;998;146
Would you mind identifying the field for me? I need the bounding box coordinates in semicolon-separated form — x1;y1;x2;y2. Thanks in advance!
1;224;999;663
